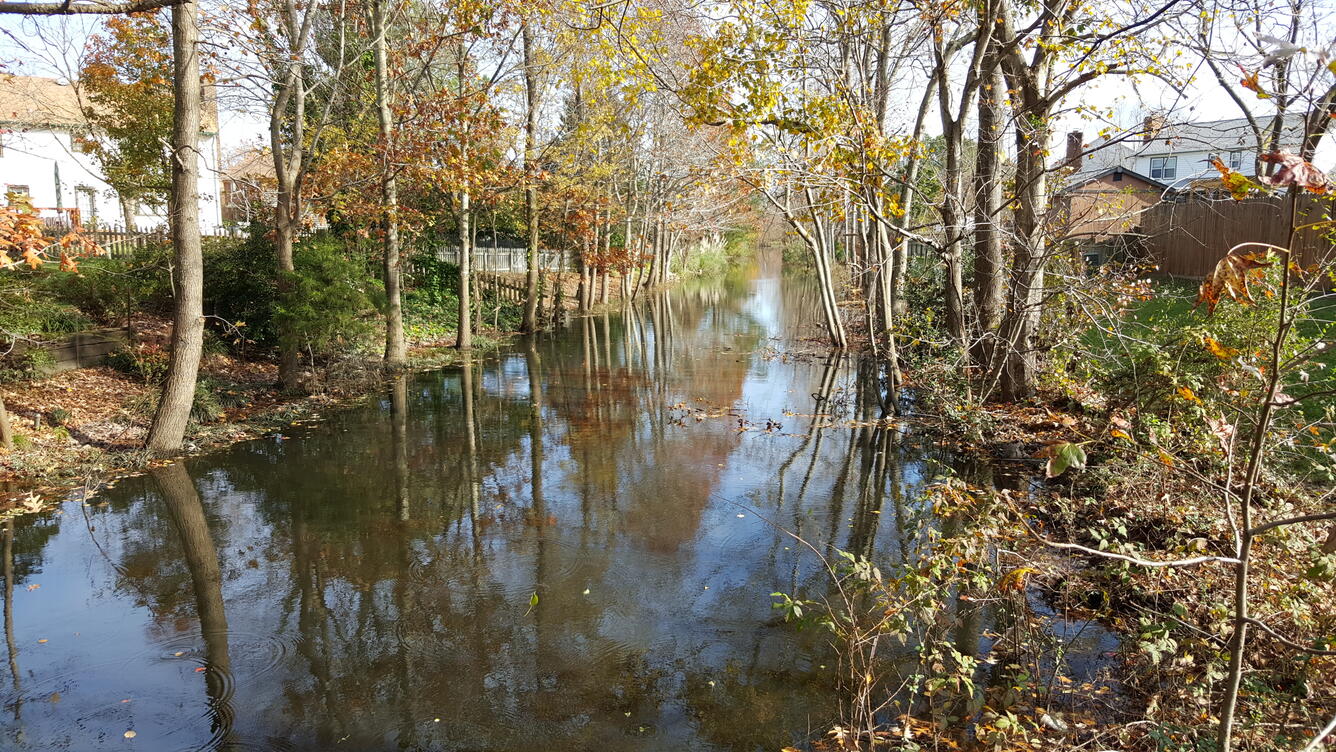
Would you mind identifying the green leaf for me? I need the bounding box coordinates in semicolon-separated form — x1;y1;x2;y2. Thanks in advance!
1044;442;1088;478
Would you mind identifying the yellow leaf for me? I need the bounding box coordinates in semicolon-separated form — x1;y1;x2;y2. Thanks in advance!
1110;428;1133;441
1158;449;1175;467
1203;336;1240;360
1177;386;1201;404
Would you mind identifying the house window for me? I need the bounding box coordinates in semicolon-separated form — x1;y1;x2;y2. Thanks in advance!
1228;150;1244;170
1150;156;1177;180
5;185;30;208
75;185;98;226
1112;171;1124;182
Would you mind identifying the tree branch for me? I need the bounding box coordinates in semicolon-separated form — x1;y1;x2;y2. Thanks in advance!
0;0;177;14
1013;508;1241;568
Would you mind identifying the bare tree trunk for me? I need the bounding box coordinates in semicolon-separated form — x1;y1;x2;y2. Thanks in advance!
270;38;308;392
373;0;405;366
997;110;1049;401
273;192;300;386
938;134;968;348
521;20;541;333
0;397;12;450
120;196;136;233
146;0;203;452
456;186;472;349
972;47;1005;374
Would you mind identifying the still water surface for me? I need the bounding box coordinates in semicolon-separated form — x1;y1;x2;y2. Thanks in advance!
3;262;996;750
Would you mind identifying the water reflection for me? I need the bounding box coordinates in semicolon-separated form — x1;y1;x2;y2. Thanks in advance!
3;264;984;751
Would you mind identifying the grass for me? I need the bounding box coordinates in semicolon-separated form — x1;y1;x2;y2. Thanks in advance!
1080;276;1336;420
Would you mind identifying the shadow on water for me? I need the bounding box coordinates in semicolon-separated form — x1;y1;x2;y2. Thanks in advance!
0;256;1116;750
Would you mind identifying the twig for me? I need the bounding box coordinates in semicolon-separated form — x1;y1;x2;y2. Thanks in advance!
1244;618;1336;656
1300;711;1336;752
1011;505;1241;568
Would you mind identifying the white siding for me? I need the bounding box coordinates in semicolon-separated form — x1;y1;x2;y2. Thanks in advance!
1128;149;1260;186
0;125;223;231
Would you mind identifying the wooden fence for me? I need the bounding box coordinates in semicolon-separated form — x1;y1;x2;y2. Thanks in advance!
435;246;574;273
1141;193;1335;279
473;271;531;304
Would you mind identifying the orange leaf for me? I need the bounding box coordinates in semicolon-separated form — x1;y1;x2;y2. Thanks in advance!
1177;386;1201;404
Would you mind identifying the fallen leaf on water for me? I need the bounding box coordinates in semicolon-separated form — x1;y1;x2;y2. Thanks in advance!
26;584;39;591
37;639;47;644
124;730;137;739
194;667;207;673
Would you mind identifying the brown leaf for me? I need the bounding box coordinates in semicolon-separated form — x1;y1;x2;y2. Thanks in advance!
1259;151;1332;193
1195;248;1273;313
1207;415;1235;453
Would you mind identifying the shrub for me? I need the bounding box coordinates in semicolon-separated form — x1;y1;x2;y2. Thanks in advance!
41;243;173;326
276;236;384;360
0;294;94;339
673;233;744;279
203;230;279;351
0;348;57;383
190;377;225;424
403;251;460;341
105;343;170;384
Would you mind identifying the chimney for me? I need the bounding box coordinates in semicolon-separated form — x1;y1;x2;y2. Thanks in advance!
1065;131;1083;167
1144;114;1165;143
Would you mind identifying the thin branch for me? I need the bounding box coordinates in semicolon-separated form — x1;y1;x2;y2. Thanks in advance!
1243;618;1336;656
1013;507;1241;568
1248;511;1336;537
1300;710;1336;752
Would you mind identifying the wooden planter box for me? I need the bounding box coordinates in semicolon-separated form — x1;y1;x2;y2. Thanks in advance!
13;327;129;376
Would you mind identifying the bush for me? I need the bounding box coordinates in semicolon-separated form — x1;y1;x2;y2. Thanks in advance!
673;232;748;279
105;343;170;384
0;293;94;339
203;230;280;351
404;251;460;341
41;244;173;326
0;348;57;383
276;236;384;359
190;377;225;424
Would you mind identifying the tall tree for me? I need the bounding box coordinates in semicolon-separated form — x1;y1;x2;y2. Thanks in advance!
520;15;542;333
145;0;203;451
1;0;208;453
370;0;405;365
78;11;174;230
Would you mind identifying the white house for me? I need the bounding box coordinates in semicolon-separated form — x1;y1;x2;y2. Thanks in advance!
1065;114;1318;191
0;75;223;232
